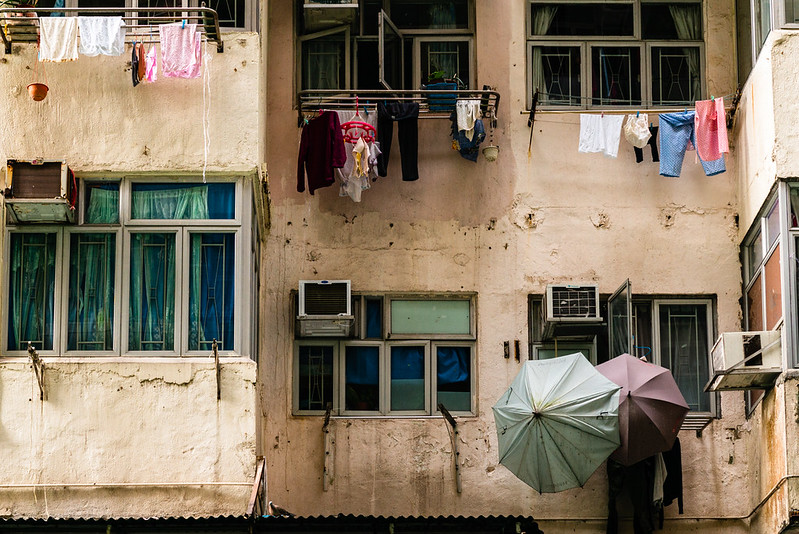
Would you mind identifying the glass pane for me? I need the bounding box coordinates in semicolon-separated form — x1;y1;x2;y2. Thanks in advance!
390;345;425;411
85;183;119;224
651;47;701;106
532;46;581;105
642;4;701;39
131;183;234;219
302;34;346;90
389;0;469;29
747;273;764;330
437;345;470;411
206;0;245;27
391;299;470;335
531;3;633;36
658;304;710;412
128;233;175;351
608;281;632;358
299;344;334;411
365;298;382;338
421;41;469;88
379;11;404;89
189;233;235;351
633;302;653;360
787;0;799;23
139;0;184;26
68;233;115;351
764;245;782;329
356;38;382;89
78;0;125;17
345;345;380;411
755;0;772;49
748;230;763;279
592;47;641;105
766;199;780;247
7;233;56;351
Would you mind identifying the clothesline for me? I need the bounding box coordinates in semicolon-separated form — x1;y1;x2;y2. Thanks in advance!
520;90;737;115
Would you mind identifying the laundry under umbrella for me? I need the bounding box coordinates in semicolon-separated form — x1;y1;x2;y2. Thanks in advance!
492;352;622;493
596;353;689;466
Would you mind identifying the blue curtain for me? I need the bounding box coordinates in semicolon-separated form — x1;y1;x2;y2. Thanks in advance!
189;233;235;351
391;345;424;379
365;299;382;338
129;233;175;351
436;346;470;384
345;345;380;385
68;233;115;351
7;233;56;351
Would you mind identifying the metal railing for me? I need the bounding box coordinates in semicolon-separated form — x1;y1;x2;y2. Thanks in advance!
0;5;224;54
298;88;501;125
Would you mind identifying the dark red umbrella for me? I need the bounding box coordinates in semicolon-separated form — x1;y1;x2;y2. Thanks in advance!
596;353;689;466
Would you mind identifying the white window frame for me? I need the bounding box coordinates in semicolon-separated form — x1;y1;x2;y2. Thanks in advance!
385;294;476;341
532;341;597;365
412;35;475;89
1;176;251;359
386;340;431;416
298;25;352;91
294;339;340;415
431;340;475;414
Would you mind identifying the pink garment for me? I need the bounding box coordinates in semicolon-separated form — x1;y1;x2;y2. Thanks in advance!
159;22;202;79
145;45;158;82
694;98;729;161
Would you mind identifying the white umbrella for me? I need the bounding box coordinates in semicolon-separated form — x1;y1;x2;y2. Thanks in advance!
492;353;621;493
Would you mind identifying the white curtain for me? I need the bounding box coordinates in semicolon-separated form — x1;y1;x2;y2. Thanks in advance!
669;5;702;101
531;6;559;104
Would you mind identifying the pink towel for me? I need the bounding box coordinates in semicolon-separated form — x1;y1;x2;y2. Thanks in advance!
694;98;729;161
159;22;202;79
145;45;158;82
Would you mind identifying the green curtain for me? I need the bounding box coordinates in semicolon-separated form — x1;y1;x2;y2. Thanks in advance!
68;233;115;351
86;188;120;224
8;233;56;351
132;186;209;219
129;233;175;351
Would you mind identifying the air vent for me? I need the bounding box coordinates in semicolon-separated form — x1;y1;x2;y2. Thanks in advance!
706;331;782;392
545;284;601;322
5;160;77;223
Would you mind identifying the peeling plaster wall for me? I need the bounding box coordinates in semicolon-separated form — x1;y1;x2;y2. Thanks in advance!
262;0;756;529
0;359;257;518
771;31;799;180
0;32;262;519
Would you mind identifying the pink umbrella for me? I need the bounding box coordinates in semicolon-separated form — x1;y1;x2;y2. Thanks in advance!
596;353;689;466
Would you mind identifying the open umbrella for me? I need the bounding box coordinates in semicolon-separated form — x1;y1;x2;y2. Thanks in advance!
596;353;689;466
492;352;622;493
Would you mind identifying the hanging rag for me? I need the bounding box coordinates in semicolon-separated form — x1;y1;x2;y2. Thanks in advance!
659;111;725;177
77;16;125;56
335;110;377;179
145;45;158;82
694;98;729;161
297;110;347;195
578;114;624;158
456;99;482;141
624;114;651;148
159;22;202;79
367;141;382;182
634;126;659;163
339;137;371;202
38;17;79;62
449;112;486;162
131;42;145;87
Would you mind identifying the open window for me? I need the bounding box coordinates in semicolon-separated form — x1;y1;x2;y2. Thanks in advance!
608;279;633;358
378;10;404;89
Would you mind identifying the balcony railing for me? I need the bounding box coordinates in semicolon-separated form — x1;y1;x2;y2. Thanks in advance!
0;5;224;54
298;88;501;126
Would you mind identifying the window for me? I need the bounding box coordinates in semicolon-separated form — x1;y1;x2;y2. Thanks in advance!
293;294;476;415
3;177;255;358
527;0;704;108
298;0;475;91
529;288;716;417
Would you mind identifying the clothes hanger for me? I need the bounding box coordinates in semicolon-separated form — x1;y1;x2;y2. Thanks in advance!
340;95;376;143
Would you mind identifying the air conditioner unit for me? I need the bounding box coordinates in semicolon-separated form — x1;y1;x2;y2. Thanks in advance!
303;0;358;33
545;284;602;322
297;280;354;337
4;160;77;223
705;331;782;392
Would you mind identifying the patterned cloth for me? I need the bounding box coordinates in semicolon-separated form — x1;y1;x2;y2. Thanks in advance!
159;22;202;79
694;98;729;161
659;111;725;177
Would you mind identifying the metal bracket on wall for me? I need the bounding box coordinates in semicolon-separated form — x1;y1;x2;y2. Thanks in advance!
438;403;462;493
212;339;220;401
27;341;44;401
323;403;333;491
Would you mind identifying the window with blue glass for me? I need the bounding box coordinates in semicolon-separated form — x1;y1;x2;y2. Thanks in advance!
294;294;475;416
3;177;253;357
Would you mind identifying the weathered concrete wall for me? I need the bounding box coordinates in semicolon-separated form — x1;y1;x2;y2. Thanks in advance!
0;359;257;518
262;0;757;529
0;31;263;519
771;31;799;180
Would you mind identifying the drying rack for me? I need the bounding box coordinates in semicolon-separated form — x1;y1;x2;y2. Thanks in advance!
298;88;502;126
0;5;224;54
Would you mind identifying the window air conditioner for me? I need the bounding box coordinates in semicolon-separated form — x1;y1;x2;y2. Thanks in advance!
545;284;602;323
705;331;782;392
4;160;77;223
297;280;354;337
303;0;358;33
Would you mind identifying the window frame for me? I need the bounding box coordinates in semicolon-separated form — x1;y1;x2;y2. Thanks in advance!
526;0;705;109
385;293;476;341
2;175;252;359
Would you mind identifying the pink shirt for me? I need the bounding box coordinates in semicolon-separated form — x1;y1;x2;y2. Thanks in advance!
694;98;729;161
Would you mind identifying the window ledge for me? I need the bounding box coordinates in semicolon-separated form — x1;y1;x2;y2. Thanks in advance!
0;356;254;364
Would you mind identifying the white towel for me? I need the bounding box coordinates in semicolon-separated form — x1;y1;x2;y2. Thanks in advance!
456;99;482;141
78;16;125;57
39;17;78;62
578;114;625;158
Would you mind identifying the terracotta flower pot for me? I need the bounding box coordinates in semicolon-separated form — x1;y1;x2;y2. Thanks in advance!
27;82;48;101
